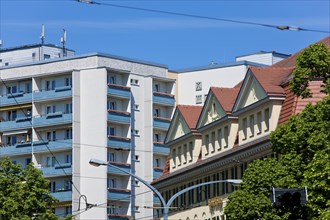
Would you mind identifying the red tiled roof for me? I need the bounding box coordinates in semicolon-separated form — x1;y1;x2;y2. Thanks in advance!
210;87;240;112
250;66;294;96
278;80;326;124
272;36;330;68
161;155;171;176
177;105;203;130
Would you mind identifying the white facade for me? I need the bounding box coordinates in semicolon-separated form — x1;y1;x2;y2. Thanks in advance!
0;51;175;220
171;51;289;106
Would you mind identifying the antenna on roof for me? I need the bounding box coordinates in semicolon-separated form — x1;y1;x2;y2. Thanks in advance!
61;29;67;57
41;24;45;45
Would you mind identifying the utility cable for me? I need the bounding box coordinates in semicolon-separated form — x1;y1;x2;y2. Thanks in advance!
77;0;329;34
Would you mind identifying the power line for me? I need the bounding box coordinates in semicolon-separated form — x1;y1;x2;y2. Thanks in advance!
77;0;329;34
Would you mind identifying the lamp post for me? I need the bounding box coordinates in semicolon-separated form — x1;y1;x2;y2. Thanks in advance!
89;158;242;220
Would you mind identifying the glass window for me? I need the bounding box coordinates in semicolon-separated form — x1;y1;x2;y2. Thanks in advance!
224;126;229;147
65;77;72;87
250;115;255;137
196;95;202;104
154;84;160;92
195;82;202;91
218;129;222;150
257;111;262;134
242;118;247;139
211;132;215;153
264;108;270;131
107;127;115;136
205;134;209;155
172;149;176;168
189;142;193;162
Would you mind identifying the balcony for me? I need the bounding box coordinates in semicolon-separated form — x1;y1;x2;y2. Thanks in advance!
107;84;131;99
108;110;131;125
33;87;72;102
33;113;72;127
153;117;171;130
0;142;32;156
0;92;32;106
108;188;131;201
0;117;32;131
153;142;169;155
107;162;131;176
33;139;72;153
153;167;163;179
153;92;175;106
108;136;131;151
41;163;72;177
51;190;72;202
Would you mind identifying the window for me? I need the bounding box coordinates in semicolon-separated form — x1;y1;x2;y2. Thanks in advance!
66;103;73;114
50;181;56;193
46;80;56;90
108;75;116;84
107;178;116;188
46;105;56;114
196;95;202;104
195;82;202;91
108;152;116;162
218;129;222;150
224;126;229;147
108;205;116;214
132;129;139;136
25;83;32;93
154;108;160;117
66;129;73;139
65;77;72;87
155;158;160;167
134;104;139;110
189;142;193;162
64;180;72;190
257;111;262;134
52;131;57;141
7;85;17;95
249;114;255;137
242;118;247;139
46;156;56;167
65;206;72;215
154;133;160;142
211;132;215;153
172;149;176;168
178;146;182;166
44;54;51;59
205;134;209;155
107;127;115;136
47;131;56;141
8;110;17;121
135;155;140;161
26;158;32;167
66;154;72;164
107;101;116;110
183;144;187;164
154;83;160;92
130;78;139;85
264;108;270;131
5;62;9;66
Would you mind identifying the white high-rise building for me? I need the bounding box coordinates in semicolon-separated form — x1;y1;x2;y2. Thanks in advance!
0;46;175;220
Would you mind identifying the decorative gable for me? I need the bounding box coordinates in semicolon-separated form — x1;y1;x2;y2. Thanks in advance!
166;112;191;143
233;71;267;112
198;93;226;128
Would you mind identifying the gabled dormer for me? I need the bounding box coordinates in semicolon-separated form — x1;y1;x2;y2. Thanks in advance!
197;87;240;128
165;105;202;144
232;69;267;113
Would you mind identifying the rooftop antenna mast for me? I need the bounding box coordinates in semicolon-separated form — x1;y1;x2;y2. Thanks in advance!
61;29;67;57
40;24;45;45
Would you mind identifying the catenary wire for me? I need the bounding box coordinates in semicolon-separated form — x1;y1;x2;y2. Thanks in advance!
76;0;329;34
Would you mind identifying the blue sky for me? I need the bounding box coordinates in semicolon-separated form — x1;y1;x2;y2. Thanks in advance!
0;0;329;69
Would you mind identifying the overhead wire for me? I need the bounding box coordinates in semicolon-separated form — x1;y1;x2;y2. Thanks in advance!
77;0;329;34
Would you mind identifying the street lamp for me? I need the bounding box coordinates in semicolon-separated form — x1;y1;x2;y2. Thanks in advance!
89;158;242;220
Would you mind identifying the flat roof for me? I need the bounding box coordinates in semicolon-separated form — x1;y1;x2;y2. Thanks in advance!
172;60;267;73
0;43;75;53
0;52;168;70
236;51;290;59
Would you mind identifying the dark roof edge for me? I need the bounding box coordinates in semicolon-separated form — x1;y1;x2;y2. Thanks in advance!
0;43;75;53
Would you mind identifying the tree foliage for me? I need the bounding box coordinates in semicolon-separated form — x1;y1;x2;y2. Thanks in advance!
225;96;330;219
0;158;72;220
289;42;330;98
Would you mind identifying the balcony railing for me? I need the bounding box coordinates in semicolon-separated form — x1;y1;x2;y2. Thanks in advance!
108;136;131;150
153;92;175;106
41;163;72;177
51;190;72;202
153;117;171;130
153;167;163;179
108;188;131;201
153;142;169;155
0;92;32;106
0;117;32;131
107;84;131;99
108;110;131;125
107;161;131;175
33;139;72;153
33;113;72;127
108;214;131;220
33;87;72;101
0;142;32;156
